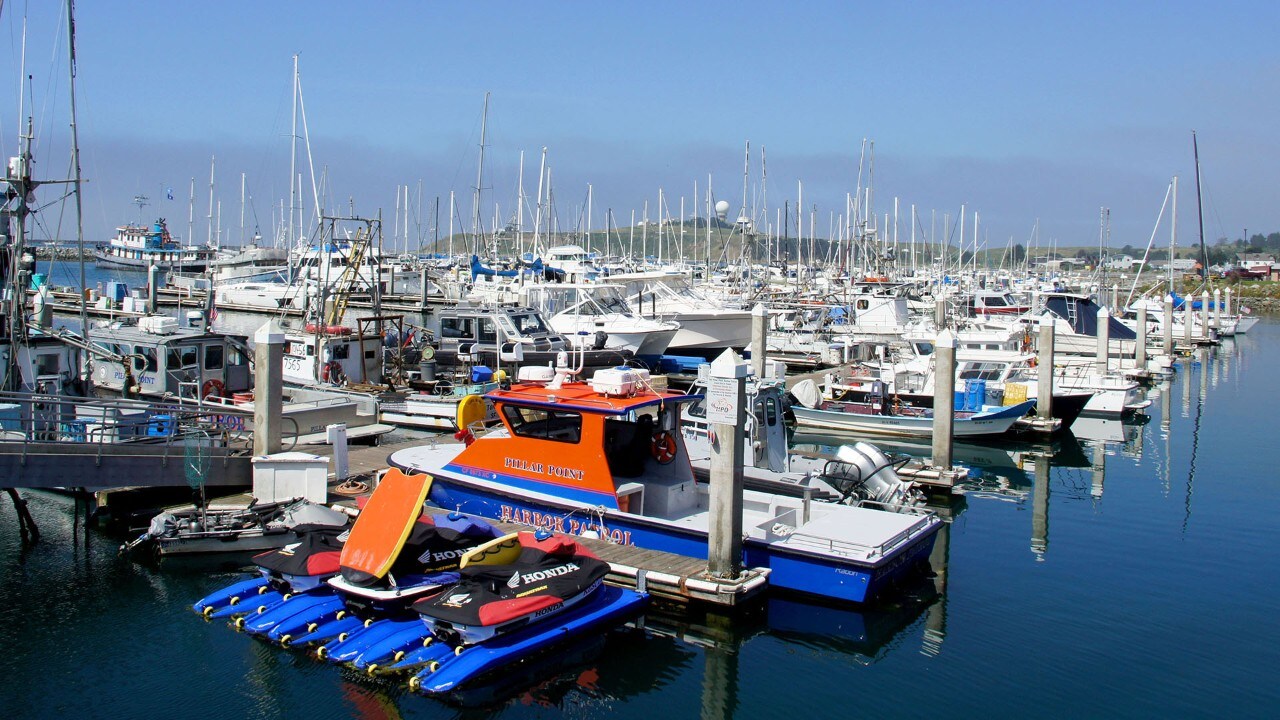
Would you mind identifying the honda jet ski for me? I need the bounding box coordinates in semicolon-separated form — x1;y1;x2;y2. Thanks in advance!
413;531;610;646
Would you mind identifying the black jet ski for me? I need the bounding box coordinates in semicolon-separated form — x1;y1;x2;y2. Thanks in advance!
412;531;610;646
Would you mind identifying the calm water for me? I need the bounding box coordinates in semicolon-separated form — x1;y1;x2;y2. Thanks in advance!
5;274;1278;717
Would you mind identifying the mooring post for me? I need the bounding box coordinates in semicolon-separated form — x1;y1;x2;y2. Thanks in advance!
1183;298;1193;346
1136;304;1149;368
419;267;430;311
1224;287;1233;317
1111;283;1119;313
706;349;746;580
147;264;159;314
931;329;956;471
934;295;947;329
1163;295;1175;355
1037;315;1055;421
1200;290;1211;339
1096;306;1111;374
254;320;284;456
750;303;768;379
1213;289;1222;331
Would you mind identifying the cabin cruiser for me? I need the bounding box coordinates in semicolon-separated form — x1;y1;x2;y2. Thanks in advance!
606;270;754;353
469;281;680;356
425;304;632;374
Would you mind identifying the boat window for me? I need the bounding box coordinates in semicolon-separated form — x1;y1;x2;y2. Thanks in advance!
501;405;582;444
441;318;474;339
227;347;248;367
34;353;60;376
168;345;198;368
332;344;350;360
478;319;497;344
204;344;224;370
958;362;1004;382
511;313;550;336
857;299;870;310
986;295;1008;307
765;397;779;426
134;346;157;372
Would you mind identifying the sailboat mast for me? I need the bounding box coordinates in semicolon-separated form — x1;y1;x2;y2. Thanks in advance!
66;0;90;369
472;92;489;257
289;54;298;247
1192;131;1208;279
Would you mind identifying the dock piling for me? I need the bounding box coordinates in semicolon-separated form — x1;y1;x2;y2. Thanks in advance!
1183;299;1193;346
1096;306;1111;373
706;349;747;580
1037;315;1055;420
1200;291;1210;339
253;321;284;456
147;264;159;314
1213;289;1222;331
1225;287;1233;317
1136;304;1149;367
931;329;956;471
1163;295;1174;355
749;303;768;380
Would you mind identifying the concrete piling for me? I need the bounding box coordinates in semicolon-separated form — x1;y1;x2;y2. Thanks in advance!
931;329;956;471
1096;306;1111;374
1136;304;1148;367
750;303;768;379
1163;295;1175;355
707;349;747;580
1037;315;1055;421
253;320;284;456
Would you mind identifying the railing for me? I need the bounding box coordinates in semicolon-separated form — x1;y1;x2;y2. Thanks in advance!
0;389;300;455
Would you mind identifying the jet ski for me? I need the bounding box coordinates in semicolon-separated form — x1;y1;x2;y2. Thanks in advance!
412;531;611;647
310;513;503;663
232;525;350;636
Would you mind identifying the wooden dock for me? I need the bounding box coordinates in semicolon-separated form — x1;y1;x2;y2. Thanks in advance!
195;433;772;609
417;505;769;607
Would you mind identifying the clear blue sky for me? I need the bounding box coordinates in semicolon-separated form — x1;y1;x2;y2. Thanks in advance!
3;0;1277;254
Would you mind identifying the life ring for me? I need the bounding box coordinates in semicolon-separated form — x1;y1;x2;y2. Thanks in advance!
202;378;225;399
321;360;346;385
304;322;352;336
650;431;677;464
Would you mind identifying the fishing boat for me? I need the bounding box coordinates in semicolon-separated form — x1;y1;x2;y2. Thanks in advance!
389;359;943;604
95;217;217;272
788;378;1037;438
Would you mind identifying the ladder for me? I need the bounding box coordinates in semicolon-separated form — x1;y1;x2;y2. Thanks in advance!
326;226;371;327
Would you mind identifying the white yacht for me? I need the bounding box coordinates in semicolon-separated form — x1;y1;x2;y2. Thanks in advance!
607;270;753;352
468;280;680;356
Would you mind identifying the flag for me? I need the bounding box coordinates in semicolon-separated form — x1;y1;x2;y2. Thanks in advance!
166;187;174;200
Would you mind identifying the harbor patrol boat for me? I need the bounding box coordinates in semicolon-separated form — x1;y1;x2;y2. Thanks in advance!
390;363;942;603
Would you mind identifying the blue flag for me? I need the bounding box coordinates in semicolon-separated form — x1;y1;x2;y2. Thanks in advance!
166;187;174;200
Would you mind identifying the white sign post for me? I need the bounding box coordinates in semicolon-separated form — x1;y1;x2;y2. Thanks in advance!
707;349;747;579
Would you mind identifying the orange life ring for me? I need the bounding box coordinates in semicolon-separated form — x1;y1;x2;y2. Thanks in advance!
650;431;677;464
305;322;352;336
202;378;225;399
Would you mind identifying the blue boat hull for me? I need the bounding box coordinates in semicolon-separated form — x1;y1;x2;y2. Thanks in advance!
410;584;647;695
420;472;937;604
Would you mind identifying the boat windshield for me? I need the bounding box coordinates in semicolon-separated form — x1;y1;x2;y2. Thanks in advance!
501;405;582;443
592;287;631;315
508;312;551;336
